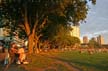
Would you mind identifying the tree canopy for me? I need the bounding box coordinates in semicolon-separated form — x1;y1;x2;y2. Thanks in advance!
0;0;96;53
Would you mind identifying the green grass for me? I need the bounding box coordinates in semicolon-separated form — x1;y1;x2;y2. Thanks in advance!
26;54;69;71
4;50;108;71
51;51;108;71
26;54;54;68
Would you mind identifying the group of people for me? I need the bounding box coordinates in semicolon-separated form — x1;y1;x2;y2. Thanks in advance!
9;42;28;64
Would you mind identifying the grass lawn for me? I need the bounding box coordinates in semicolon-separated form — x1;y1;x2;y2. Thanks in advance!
49;50;108;71
24;50;108;71
1;50;108;71
23;54;70;71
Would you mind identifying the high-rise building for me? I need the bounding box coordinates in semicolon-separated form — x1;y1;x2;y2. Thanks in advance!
91;37;97;42
0;28;10;39
70;26;80;38
83;36;88;44
97;35;104;45
0;28;3;36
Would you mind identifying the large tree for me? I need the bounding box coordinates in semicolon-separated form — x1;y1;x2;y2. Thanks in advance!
0;0;96;54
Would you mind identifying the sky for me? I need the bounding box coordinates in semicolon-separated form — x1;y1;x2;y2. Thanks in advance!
80;0;108;44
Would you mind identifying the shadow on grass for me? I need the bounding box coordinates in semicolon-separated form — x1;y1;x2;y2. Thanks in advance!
0;63;28;71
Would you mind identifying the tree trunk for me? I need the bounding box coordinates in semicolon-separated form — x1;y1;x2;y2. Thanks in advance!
23;6;35;54
34;40;39;54
34;35;40;54
28;32;35;54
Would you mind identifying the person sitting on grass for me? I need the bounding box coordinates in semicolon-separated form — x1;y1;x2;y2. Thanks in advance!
9;42;18;64
17;46;28;64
